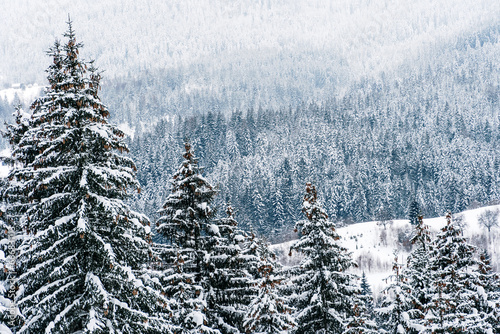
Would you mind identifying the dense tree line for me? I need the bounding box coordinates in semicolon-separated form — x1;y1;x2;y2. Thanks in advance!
130;60;500;240
127;23;500;241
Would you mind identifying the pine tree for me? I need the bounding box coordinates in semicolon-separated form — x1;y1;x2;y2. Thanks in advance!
289;182;371;334
425;213;492;333
376;251;414;334
204;204;255;334
157;140;218;333
162;247;212;333
250;187;266;234
407;199;420;226
404;215;433;329
476;250;500;333
279;158;296;231
271;187;286;237
243;241;295;334
5;21;171;333
1;111;27;333
359;272;374;315
3;106;30;159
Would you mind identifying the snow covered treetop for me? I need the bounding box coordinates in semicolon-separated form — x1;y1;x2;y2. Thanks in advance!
301;182;328;223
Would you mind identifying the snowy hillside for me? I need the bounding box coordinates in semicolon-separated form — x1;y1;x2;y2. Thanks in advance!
271;205;500;301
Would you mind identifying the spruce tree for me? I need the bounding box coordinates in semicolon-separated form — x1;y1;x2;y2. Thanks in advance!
3;106;30;159
404;215;433;329
359;272;374;315
279;158;296;232
5;21;171;333
271;187;286;237
243;240;295;334
204;204;255;334
476;250;500;333
376;252;414;334
157;141;218;333
289;182;370;334
407;199;420;226
425;213;492;333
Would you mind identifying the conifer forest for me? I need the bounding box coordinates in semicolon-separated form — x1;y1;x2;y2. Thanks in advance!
0;1;499;333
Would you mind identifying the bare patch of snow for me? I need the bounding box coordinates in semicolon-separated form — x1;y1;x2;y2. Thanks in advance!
0;84;43;105
117;123;135;139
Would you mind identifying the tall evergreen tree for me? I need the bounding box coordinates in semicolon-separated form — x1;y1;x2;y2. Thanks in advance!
425;213;492;333
5;21;171;333
157;141;218;333
289;182;371;334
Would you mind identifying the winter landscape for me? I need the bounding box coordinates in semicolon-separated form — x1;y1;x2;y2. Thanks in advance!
0;0;499;333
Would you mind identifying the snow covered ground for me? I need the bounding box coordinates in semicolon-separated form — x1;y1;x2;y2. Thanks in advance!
0;84;43;106
271;205;500;302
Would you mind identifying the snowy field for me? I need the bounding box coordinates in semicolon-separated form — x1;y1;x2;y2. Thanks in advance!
0;84;43;106
271;205;500;301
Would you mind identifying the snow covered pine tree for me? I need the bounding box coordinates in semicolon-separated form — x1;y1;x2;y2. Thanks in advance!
359;272;374;316
376;251;414;334
404;215;433;331
426;213;493;333
4;20;171;333
243;234;295;334
156;141;219;333
476;250;500;332
289;182;375;334
204;204;258;334
0;201;14;333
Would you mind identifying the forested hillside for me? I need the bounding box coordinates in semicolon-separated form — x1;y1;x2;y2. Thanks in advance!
130;24;500;239
2;0;499;124
1;1;499;241
1;2;500;332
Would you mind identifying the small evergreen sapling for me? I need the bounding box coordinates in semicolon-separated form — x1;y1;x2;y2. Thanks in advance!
359;272;374;315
